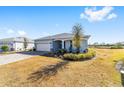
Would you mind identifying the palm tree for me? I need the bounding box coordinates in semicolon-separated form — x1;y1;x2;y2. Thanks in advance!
72;23;84;53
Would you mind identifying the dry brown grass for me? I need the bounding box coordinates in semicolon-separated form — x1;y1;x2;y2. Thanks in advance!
0;56;61;86
0;49;124;87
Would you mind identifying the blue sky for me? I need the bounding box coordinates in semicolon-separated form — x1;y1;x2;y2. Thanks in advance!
0;6;123;44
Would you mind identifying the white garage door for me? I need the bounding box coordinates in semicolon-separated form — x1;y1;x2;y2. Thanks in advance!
36;43;51;51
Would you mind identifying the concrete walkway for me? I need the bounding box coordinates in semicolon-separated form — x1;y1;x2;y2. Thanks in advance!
0;53;36;65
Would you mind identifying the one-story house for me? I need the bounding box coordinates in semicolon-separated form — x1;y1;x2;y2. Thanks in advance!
35;33;90;52
0;37;34;51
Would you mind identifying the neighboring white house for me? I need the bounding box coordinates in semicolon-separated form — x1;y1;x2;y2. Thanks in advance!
35;33;90;52
0;37;34;51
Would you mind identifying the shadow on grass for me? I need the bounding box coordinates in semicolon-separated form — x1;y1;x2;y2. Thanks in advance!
27;61;69;82
121;74;124;86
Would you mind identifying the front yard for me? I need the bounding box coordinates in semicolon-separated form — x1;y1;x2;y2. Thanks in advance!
0;49;124;86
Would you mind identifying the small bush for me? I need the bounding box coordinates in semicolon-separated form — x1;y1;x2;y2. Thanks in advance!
55;49;67;55
28;49;33;51
63;53;78;61
1;45;9;52
63;49;96;61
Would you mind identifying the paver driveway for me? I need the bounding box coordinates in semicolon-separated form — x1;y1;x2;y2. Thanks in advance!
0;53;36;65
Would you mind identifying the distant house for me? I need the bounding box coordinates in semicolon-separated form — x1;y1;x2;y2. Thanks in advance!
35;33;90;52
0;37;34;51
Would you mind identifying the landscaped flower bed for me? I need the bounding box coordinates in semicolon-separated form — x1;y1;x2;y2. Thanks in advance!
63;49;96;61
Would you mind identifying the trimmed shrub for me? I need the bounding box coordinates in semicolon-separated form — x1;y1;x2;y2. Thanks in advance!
63;53;77;61
63;49;96;61
55;49;67;55
28;49;33;51
1;45;9;52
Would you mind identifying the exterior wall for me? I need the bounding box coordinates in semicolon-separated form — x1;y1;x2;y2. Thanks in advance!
14;42;24;51
80;40;88;52
14;42;34;51
0;42;34;51
0;37;34;52
72;40;88;52
35;40;52;51
0;42;14;51
27;43;34;50
35;39;88;52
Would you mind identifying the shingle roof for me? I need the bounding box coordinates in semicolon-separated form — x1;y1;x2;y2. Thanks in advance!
35;33;90;41
0;37;34;43
0;38;14;42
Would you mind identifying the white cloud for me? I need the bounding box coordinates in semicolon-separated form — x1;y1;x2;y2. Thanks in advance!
80;6;117;22
7;29;15;34
18;30;26;36
107;13;117;19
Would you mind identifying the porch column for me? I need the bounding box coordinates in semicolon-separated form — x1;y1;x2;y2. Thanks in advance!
62;40;64;49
